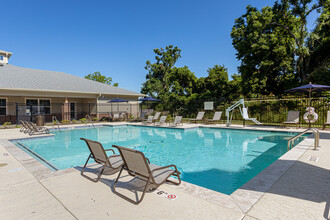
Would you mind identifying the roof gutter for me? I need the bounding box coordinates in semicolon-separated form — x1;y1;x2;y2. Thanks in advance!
0;88;144;97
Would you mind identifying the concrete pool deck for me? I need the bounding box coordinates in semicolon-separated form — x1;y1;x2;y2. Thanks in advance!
0;122;329;219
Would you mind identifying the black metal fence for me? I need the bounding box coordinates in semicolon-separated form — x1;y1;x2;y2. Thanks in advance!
149;97;330;128
1;98;329;128
0;102;140;124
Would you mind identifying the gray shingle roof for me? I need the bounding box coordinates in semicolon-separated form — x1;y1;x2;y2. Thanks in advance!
0;64;142;96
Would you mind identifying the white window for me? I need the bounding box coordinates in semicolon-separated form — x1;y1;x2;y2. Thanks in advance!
0;99;6;115
26;99;51;115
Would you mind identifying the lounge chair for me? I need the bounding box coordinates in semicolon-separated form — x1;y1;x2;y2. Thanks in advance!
152;112;161;122
189;112;205;123
80;138;123;182
112;145;181;204
28;122;50;135
113;113;120;121
241;108;262;125
169;116;183;127
154;116;167;126
283;111;300;128
142;116;154;125
322;111;330;130
206;111;222;123
20;120;31;133
138;112;147;121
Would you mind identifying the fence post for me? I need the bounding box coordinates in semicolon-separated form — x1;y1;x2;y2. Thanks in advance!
16;103;18;125
89;103;91;116
30;105;33;122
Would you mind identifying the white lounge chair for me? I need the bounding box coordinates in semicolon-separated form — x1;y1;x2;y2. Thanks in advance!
169;116;183;127
323;111;330;130
283;111;300;128
134;111;147;121
154;116;167;126
189;112;205;123
152;112;161;122
143;116;154;125
206;111;222;123
241;108;262;125
113;113;120;121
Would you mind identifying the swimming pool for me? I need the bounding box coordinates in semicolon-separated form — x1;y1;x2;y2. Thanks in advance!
13;125;307;195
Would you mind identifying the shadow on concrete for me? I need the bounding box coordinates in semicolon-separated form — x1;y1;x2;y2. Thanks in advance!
239;132;330;219
240;160;330;219
74;165;159;204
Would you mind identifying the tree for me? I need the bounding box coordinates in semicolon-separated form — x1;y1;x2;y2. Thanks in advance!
305;4;330;84
231;0;329;96
231;5;296;96
84;72;118;87
143;45;181;94
141;46;199;114
141;45;182;97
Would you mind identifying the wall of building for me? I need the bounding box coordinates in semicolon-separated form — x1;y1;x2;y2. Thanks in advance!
97;95;140;118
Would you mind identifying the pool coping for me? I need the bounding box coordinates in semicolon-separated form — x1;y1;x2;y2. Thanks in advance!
0;123;316;214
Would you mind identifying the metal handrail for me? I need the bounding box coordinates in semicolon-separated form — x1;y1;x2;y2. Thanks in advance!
85;115;95;127
287;128;319;151
52;116;61;132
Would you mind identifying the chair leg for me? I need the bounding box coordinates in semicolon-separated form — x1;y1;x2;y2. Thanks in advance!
166;171;181;185
81;154;105;183
113;167;150;205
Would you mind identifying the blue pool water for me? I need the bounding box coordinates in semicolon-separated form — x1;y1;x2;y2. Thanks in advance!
13;125;307;194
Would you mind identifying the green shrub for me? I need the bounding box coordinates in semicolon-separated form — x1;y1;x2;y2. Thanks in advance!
79;118;87;124
167;114;172;122
3;122;11;128
61;120;70;124
92;117;99;122
72;119;77;124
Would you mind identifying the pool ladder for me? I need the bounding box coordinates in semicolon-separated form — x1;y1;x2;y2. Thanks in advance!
85;115;95;127
52;116;61;132
287;128;319;151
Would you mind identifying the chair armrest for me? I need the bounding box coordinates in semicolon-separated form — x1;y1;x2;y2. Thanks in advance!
146;158;151;164
151;164;180;175
105;149;116;154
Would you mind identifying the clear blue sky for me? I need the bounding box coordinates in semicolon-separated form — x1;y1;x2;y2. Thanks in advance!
2;0;319;93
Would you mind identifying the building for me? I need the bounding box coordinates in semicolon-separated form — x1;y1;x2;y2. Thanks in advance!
0;50;143;124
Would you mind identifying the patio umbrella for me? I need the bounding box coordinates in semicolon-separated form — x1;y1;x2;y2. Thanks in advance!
108;98;128;113
285;82;330;127
139;97;161;114
138;97;161;102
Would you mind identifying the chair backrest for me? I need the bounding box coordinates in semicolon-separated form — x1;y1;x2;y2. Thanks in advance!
139;112;147;119
29;122;39;131
113;145;150;177
159;116;167;123
147;115;153;122
153;112;161;120
242;108;249;119
212;111;222;120
80;138;108;164
21;120;28;128
327;111;330;123
196;112;205;120
287;111;300;122
113;113;119;119
174;116;182;124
